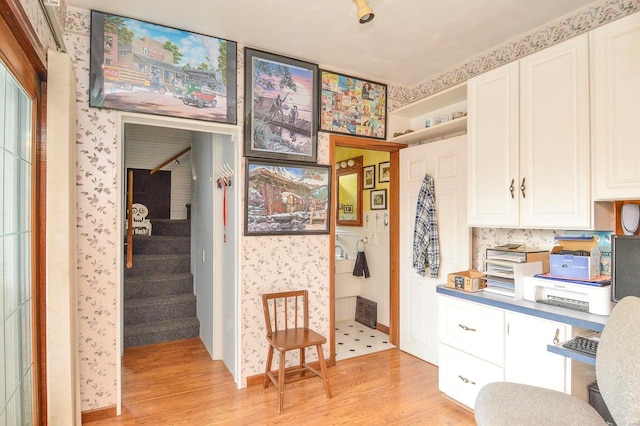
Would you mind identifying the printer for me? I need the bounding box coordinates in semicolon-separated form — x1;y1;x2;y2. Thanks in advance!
523;276;613;316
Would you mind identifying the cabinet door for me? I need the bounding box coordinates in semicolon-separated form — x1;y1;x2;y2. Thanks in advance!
439;343;504;409
504;311;569;393
519;34;591;229
591;13;640;200
467;61;519;227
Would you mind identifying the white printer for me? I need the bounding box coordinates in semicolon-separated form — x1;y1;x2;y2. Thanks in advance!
523;276;613;316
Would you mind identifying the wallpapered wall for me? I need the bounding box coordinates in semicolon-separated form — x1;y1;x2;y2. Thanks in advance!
59;1;639;411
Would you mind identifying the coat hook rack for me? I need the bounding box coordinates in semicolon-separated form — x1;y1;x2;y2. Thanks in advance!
216;163;233;188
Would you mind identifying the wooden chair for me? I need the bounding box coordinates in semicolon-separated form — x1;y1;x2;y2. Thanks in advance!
262;290;332;413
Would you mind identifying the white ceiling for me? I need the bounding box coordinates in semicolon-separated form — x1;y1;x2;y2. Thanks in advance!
65;0;596;87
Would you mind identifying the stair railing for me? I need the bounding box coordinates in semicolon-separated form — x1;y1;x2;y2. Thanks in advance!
150;146;191;175
127;170;134;269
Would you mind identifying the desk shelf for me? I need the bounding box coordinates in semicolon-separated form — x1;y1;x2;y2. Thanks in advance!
547;344;596;366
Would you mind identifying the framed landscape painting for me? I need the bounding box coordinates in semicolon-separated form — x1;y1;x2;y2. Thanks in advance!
89;10;237;124
244;48;318;163
245;159;331;235
319;69;387;140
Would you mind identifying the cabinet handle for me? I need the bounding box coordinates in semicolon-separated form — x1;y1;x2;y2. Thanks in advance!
458;324;476;332
458;375;476;385
520;178;526;198
553;328;560;345
509;179;515;199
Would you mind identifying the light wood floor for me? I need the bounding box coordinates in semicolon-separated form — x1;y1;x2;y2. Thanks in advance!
83;338;476;425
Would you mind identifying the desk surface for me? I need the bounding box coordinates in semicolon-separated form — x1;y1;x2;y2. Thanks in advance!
436;285;607;332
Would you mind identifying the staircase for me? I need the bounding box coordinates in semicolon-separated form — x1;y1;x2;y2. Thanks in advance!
124;219;199;348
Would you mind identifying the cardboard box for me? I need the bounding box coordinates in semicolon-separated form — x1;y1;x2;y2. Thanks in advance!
549;237;600;280
447;270;486;292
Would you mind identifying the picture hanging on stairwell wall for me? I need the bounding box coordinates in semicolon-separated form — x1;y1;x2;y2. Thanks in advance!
244;48;319;163
319;69;387;140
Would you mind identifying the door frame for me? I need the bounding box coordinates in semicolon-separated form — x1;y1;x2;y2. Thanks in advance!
115;112;242;412
329;134;407;365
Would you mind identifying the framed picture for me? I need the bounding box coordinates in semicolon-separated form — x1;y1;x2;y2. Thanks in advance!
244;48;319;163
245;158;331;235
319;69;387;140
378;161;390;183
370;189;387;210
344;205;353;214
363;165;376;190
89;10;237;124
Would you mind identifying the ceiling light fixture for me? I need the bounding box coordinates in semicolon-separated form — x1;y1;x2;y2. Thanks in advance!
354;0;375;24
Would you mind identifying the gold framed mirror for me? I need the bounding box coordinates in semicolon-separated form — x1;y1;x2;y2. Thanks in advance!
336;156;363;226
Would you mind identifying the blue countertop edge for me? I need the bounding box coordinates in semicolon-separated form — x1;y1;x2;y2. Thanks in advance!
436;285;607;332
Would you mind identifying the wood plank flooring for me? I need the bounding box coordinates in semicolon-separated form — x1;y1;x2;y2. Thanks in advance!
83;338;475;425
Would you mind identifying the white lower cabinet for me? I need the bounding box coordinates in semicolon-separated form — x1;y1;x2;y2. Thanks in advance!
438;344;503;409
438;295;571;409
504;311;569;392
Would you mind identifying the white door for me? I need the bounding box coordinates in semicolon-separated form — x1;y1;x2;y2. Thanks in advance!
399;135;470;365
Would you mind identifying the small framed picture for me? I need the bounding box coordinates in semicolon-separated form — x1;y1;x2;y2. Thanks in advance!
363;165;375;189
378;161;390;183
370;189;387;210
343;205;353;214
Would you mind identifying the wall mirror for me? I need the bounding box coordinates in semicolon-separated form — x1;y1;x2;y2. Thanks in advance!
336;156;363;226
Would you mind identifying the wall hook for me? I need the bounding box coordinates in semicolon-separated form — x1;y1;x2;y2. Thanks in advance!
384;213;389;226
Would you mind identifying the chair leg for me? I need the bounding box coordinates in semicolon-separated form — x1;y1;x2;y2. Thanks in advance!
264;345;274;389
300;347;306;378
315;344;332;399
277;351;286;413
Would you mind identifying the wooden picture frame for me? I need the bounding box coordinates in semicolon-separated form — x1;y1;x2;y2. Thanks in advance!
319;69;387;140
245;158;331;235
363;165;376;190
89;10;237;124
378;161;390;183
244;48;318;163
370;189;387;210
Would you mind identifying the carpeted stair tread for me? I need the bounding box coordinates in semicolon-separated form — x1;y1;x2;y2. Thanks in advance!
150;219;191;237
125;254;190;277
130;235;190;255
125;273;193;300
124;294;196;325
124;317;199;348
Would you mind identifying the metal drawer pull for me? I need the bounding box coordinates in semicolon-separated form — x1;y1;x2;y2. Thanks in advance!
520;177;526;198
509;179;515;199
553;328;560;345
458;375;476;385
458;324;476;332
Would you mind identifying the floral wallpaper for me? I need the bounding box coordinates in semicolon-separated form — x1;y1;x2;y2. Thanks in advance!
17;0;62;54
54;1;639;412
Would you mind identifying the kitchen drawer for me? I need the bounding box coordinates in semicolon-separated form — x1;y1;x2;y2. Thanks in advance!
439;295;505;366
439;343;504;409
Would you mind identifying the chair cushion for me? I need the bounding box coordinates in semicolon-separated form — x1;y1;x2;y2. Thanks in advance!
474;382;605;426
267;328;327;351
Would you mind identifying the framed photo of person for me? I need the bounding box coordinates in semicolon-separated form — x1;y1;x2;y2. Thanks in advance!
319;69;387;140
244;48;319;163
363;165;375;190
378;161;390;183
370;189;387;210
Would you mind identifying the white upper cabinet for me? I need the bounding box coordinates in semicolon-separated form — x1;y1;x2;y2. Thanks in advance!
591;12;640;201
519;34;590;228
467;61;519;227
468;34;592;229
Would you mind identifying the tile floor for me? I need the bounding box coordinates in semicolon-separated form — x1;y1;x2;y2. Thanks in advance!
335;319;396;361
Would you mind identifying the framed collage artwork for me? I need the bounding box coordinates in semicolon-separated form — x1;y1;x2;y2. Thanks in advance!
319;70;387;140
89;10;237;124
244;48;319;163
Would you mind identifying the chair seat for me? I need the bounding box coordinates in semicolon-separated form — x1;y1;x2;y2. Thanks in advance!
475;382;606;426
267;328;327;352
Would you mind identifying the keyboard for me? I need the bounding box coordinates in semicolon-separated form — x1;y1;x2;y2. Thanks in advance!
562;336;599;356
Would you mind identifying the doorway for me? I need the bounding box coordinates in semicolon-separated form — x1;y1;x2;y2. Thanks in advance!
115;113;242;413
329;134;406;364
